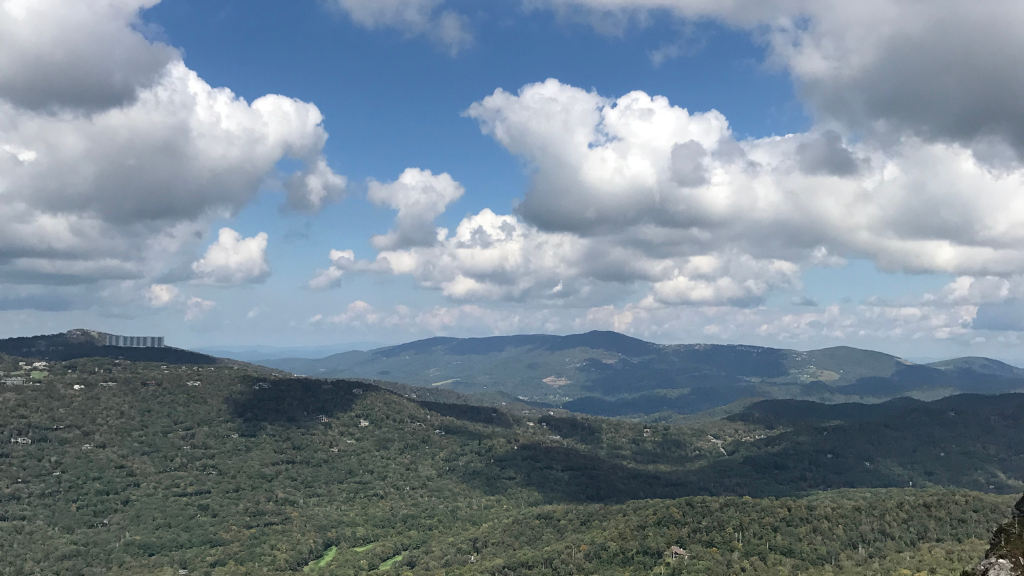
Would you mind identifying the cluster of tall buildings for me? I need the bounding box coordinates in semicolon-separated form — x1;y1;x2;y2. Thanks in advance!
105;335;164;348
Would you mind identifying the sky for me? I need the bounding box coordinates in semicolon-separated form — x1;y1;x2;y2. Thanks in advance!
3;0;1024;362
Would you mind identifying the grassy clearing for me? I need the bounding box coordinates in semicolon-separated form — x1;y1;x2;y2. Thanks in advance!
378;554;403;570
353;543;375;552
304;546;337;572
30;371;48;379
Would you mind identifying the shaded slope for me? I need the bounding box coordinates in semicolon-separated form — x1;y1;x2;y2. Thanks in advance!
729;397;926;426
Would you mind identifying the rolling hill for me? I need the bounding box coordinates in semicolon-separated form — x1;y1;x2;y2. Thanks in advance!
4;349;1024;575
0;329;218;365
257;331;1024;417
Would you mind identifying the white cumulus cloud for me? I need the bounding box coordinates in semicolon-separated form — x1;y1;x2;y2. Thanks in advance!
465;79;1024;277
647;255;800;307
0;0;343;298
144;283;180;307
308;249;357;290
184;296;216;321
314;205;802;306
316;79;1024;314
285;156;348;213
191;228;271;286
368;168;465;250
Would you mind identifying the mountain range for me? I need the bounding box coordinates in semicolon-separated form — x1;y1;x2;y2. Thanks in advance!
257;331;1024;417
194;343;386;363
1;330;1021;574
6;329;1023;420
1;348;1022;575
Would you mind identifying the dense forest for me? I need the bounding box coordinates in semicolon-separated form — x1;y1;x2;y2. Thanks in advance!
1;353;1022;575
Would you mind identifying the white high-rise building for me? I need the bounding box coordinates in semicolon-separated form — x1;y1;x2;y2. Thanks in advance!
105;335;165;348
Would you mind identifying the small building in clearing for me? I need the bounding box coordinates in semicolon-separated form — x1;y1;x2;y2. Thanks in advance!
667;546;688;561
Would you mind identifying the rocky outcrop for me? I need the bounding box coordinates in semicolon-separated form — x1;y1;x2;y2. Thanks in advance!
969;558;1016;576
964;495;1024;576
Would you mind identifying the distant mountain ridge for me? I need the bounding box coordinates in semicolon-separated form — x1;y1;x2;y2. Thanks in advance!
6;329;1021;419
927;356;1024;377
257;331;1024;417
194;342;385;362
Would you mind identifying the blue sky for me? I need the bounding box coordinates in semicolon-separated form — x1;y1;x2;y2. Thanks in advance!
2;0;1022;362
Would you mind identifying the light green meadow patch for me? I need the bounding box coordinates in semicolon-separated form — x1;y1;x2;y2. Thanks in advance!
378;554;403;570
353;543;375;552
304;546;337;572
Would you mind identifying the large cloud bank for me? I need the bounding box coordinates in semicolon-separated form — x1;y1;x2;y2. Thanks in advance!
315;79;1024;315
304;0;1024;344
405;0;1024;158
340;0;1024;158
0;0;344;295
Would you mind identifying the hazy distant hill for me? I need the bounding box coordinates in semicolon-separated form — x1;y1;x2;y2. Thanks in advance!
257;331;1024;417
927;356;1024;377
194;342;385;362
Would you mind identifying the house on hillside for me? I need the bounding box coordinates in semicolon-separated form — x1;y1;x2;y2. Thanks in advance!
667;546;688;561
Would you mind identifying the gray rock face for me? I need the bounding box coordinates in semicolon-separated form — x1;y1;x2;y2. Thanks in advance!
1014;495;1024;518
970;558;1017;576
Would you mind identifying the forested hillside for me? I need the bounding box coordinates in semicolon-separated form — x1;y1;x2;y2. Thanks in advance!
2;353;1024;575
0;329;217;365
258;331;1024;417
